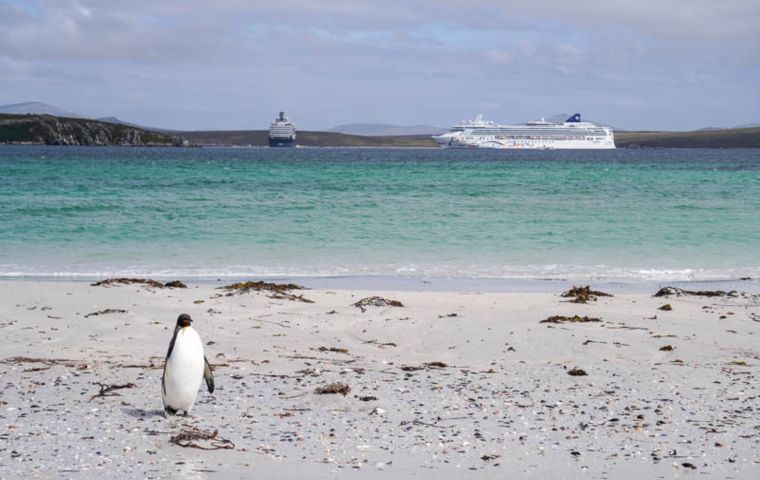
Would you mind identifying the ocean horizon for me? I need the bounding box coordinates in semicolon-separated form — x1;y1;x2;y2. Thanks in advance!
2;145;759;283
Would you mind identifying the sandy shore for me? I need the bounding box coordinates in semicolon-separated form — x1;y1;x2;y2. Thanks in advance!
1;280;758;479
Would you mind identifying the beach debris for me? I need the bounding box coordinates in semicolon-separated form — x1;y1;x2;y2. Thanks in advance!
658;304;673;311
401;361;448;372
567;367;588;376
358;395;378;402
220;280;305;294
169;427;235;450
315;382;351;396
540;315;602;324
2;356;84;368
659;345;674;351
90;278;186;288
653;286;738;298
90;382;135;400
561;285;613;303
317;346;349;354
425;361;448;368
352;296;404;312
728;360;748;366
481;454;501;461
352;336;398;348
270;291;315;303
681;462;697;470
369;407;385;416
439;313;458;318
219;281;313;302
84;308;127;318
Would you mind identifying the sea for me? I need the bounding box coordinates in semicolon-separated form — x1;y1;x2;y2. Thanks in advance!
1;145;759;290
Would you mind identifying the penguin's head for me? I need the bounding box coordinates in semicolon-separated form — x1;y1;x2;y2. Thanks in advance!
176;313;193;328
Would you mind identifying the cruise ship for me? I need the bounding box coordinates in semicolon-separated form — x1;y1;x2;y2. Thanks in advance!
268;111;296;147
433;113;615;149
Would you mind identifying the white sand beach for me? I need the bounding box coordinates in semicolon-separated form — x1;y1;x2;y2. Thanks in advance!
1;280;758;479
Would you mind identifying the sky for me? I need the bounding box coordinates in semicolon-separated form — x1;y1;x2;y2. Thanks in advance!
0;0;758;131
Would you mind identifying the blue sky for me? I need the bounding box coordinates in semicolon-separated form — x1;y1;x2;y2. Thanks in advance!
0;0;758;130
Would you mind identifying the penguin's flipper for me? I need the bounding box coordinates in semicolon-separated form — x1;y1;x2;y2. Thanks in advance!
203;356;214;393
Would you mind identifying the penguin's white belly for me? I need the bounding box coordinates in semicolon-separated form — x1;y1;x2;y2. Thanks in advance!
163;327;205;413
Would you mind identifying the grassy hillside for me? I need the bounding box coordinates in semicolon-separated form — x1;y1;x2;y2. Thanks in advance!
0;113;182;146
615;127;760;148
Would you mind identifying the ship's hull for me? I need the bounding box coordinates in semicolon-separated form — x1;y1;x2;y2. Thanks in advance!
269;137;295;148
433;134;615;150
437;139;615;149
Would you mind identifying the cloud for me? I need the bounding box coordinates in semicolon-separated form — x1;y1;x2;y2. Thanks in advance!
0;1;757;130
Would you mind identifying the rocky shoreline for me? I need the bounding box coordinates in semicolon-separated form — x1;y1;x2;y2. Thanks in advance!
0;114;183;146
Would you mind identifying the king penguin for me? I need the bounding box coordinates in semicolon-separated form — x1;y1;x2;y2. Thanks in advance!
162;313;214;416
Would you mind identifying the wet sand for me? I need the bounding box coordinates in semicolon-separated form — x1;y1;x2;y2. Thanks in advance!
1;280;758;478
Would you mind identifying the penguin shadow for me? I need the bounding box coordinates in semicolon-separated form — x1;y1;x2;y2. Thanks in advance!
122;406;166;419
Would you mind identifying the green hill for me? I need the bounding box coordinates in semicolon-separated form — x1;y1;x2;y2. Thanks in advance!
614;127;760;148
0;113;182;146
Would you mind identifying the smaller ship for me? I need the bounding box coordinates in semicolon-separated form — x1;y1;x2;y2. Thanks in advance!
268;111;296;147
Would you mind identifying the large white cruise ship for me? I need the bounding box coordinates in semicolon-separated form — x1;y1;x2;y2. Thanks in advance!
433;113;615;149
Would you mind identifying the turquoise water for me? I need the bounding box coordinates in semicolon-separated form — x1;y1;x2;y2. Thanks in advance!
1;145;759;280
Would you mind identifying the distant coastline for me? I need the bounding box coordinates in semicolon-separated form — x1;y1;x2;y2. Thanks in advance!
2;112;760;148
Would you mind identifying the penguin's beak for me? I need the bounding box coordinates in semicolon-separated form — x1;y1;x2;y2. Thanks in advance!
181;318;192;327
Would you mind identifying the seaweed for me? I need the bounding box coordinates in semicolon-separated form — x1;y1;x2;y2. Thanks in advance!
90;278;186;288
317;346;349;354
481;454;501;461
268;292;315;303
315;383;351;396
220;281;313;302
90;382;135;400
561;286;613;303
352;296;404;312
84;308;127;318
654;286;738;298
220;281;305;295
567;367;588;376
401;361;448;371
169;427;235;450
540;315;602;324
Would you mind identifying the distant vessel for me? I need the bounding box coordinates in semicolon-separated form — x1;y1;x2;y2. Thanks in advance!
269;112;296;147
433;113;615;149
